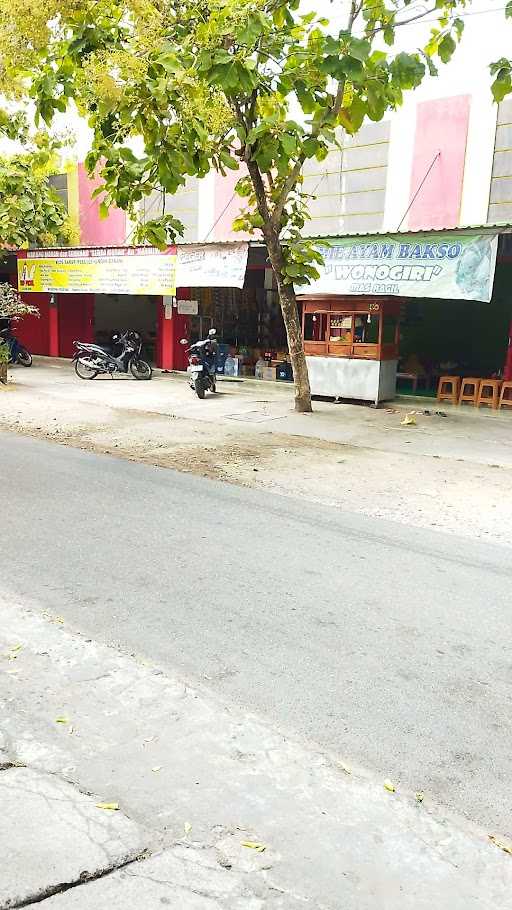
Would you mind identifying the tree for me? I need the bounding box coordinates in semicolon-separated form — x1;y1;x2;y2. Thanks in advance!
0;0;466;411
0;149;77;248
0;113;77;249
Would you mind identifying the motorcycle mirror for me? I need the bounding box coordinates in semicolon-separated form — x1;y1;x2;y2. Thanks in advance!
179;338;188;345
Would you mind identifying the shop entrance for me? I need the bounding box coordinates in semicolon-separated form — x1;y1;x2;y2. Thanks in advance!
186;247;290;379
93;294;159;364
398;259;512;396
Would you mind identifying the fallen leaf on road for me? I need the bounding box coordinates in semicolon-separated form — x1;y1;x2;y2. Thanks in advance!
151;766;162;773
184;822;192;835
96;802;119;811
242;841;266;852
415;792;424;803
337;762;352;775
6;644;23;660
400;413;417;427
55;717;69;725
42;612;64;624
383;779;396;793
489;835;512;855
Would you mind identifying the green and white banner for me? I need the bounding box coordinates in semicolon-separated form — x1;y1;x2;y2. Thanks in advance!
306;233;499;302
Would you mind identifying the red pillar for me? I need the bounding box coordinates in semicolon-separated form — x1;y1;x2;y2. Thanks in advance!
156;297;174;370
49;297;59;358
504;320;512;381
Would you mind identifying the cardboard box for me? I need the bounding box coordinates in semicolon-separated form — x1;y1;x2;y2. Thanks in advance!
261;367;277;381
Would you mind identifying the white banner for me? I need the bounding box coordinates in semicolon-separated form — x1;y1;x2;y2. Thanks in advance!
176;242;249;289
305;233;499;303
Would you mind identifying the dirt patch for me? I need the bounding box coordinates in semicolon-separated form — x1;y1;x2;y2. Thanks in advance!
1;381;511;547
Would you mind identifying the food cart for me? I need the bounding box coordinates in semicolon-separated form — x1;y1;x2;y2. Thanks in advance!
299;294;401;405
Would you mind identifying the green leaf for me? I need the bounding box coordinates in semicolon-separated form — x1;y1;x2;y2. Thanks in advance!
438;34;456;64
492;72;512;103
219;149;239;170
340;56;364;81
390;53;425;89
281;133;297;157
383;27;395;47
453;18;464;39
506;0;512;17
347;37;371;62
302;137;320;158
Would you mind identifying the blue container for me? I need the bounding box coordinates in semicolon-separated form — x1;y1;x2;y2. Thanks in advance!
216;351;228;374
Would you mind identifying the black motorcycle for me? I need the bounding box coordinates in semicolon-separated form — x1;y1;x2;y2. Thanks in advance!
72;330;152;380
181;329;218;399
0;322;32;367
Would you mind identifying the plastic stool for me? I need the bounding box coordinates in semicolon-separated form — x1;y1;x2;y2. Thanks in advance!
499;381;512;410
458;377;481;407
477;379;501;410
437;375;460;405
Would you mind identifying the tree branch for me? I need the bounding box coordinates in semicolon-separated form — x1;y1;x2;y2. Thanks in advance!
269;0;359;230
367;5;437;36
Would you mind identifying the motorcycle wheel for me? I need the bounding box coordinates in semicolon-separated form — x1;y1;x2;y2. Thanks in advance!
17;348;32;367
75;357;98;380
194;377;206;399
130;358;153;380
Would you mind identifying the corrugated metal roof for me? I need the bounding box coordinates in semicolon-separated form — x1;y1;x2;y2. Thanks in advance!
303;223;512;240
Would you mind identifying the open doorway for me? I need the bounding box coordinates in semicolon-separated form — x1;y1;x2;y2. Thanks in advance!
94;294;159;363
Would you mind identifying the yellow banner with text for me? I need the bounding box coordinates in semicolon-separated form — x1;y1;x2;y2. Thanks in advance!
17;249;177;297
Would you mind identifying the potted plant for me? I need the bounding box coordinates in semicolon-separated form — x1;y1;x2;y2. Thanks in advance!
0;284;39;382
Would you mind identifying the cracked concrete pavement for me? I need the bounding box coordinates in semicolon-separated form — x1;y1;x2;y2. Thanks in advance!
0;767;146;908
2;600;512;909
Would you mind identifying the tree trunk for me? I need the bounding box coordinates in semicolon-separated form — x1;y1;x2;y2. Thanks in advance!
263;226;312;413
244;157;312;413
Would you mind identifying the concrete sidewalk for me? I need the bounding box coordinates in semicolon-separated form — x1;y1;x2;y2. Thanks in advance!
5;357;512;466
2;358;512;547
2;600;512;909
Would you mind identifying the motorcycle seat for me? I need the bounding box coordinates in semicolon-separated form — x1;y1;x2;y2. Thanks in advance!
76;343;108;355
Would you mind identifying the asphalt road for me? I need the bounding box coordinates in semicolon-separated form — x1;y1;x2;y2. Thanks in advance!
1;431;511;834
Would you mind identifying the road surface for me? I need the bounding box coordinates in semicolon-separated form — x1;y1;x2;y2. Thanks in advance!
1;431;511;834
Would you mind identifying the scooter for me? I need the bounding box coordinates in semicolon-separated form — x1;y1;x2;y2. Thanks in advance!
72;330;152;380
181;329;218;399
0;323;32;366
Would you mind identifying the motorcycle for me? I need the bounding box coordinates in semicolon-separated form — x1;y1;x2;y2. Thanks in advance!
0;323;32;367
181;329;218;399
72;330;152;380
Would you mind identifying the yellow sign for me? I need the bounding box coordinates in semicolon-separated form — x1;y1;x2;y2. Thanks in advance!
17;248;177;296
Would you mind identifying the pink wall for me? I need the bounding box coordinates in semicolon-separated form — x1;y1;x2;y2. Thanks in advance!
213;167;253;242
408;96;471;231
78;163;127;246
